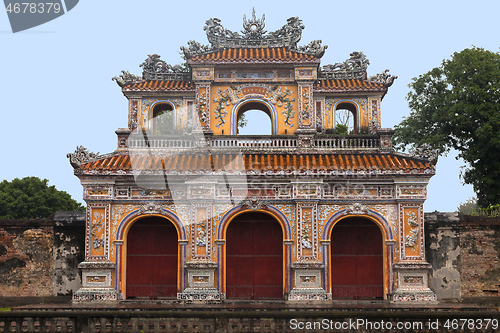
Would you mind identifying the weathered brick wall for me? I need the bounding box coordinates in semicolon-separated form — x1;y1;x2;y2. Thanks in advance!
460;215;500;298
0;212;85;297
425;212;461;301
0;219;54;296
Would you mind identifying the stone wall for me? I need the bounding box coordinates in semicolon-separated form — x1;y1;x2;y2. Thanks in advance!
0;212;85;297
52;212;85;296
425;212;500;301
425;212;461;301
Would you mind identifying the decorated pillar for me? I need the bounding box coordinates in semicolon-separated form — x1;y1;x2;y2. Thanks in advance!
294;66;317;140
178;204;221;301
391;201;437;303
288;202;329;300
73;204;118;302
193;67;214;135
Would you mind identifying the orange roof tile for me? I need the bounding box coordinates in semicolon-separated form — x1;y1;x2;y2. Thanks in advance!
314;79;385;92
79;153;433;175
122;80;194;91
189;47;320;63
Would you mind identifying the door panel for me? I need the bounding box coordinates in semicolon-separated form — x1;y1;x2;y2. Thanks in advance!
331;218;383;299
226;213;283;299
126;217;178;299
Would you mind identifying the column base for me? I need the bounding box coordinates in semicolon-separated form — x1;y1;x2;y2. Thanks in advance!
73;288;118;302
177;288;223;301
287;289;331;301
391;262;438;303
390;290;437;303
72;261;118;303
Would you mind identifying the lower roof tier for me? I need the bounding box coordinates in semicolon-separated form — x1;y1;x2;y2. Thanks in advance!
76;152;434;176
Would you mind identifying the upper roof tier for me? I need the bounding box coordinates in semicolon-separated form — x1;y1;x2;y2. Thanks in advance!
181;9;327;59
188;47;320;64
112;10;396;89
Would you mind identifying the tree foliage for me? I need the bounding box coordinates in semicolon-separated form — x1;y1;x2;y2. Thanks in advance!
0;177;85;219
394;47;500;207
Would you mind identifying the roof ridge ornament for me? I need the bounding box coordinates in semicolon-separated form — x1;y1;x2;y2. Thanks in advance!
181;11;327;58
320;51;370;80
242;8;266;38
112;54;191;86
67;146;99;168
140;54;191;81
368;69;398;87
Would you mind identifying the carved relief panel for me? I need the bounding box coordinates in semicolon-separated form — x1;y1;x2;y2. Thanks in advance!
86;204;109;260
399;204;424;260
297;203;318;261
298;83;314;129
196;85;210;128
191;205;212;260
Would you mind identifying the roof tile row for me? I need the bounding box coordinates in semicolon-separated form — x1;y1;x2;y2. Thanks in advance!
80;153;431;173
314;79;385;92
190;47;318;63
123;80;194;91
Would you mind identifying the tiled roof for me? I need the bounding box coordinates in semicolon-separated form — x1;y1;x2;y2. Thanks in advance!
122;80;194;91
314;79;386;92
189;47;320;63
79;153;432;174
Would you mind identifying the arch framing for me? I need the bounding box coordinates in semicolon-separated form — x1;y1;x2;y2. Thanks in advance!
149;100;178;132
115;209;187;299
322;209;394;299
216;205;292;298
230;98;278;135
331;99;360;134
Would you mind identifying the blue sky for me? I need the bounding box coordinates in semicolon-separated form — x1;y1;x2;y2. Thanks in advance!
1;0;499;212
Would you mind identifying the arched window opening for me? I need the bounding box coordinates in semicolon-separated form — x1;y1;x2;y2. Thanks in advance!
334;102;357;135
152;103;174;135
236;102;272;135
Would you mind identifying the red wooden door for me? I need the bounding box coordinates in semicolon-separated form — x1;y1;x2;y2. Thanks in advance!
226;213;283;299
126;217;178;299
331;218;383;299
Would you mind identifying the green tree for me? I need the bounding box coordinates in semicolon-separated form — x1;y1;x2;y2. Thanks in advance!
394;47;500;207
0;177;85;219
335;123;349;135
237;113;248;133
457;197;477;215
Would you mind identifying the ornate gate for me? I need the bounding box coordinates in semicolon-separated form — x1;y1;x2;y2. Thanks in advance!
126;217;178;299
226;213;283;299
330;217;383;299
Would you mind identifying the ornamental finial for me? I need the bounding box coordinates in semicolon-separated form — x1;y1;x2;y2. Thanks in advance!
242;8;266;38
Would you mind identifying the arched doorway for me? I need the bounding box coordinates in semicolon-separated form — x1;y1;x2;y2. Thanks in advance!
225;212;283;299
126;216;178;299
330;217;383;299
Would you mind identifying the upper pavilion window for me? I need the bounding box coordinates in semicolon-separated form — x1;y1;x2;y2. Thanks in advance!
334;102;357;135
152;103;174;135
235;101;272;135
